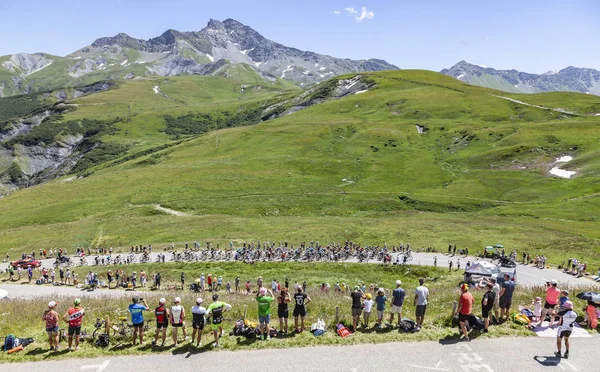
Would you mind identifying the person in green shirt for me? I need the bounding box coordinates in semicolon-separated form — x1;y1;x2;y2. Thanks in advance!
206;294;232;348
256;287;275;340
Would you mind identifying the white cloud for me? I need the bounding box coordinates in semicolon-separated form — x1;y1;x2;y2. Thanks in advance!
357;7;374;20
334;10;341;15
344;6;374;21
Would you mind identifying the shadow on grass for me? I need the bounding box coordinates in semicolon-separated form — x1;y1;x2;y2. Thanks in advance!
43;348;71;359
109;342;133;351
438;329;484;345
25;347;48;356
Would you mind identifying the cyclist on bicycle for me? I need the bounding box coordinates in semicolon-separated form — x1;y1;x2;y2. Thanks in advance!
128;296;149;346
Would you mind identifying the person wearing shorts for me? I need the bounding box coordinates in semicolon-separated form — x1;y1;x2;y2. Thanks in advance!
457;284;474;341
277;289;291;334
350;286;364;332
256;287;275;340
374;289;387;328
499;274;515;322
207;294;232;348
293;287;311;333
43;301;59;351
539;279;560;327
414;278;429;330
555;301;577;359
153;298;169;347
170;297;187;345
191;298;207;347
390;280;405;327
128;296;149;345
481;283;495;332
63;298;85;351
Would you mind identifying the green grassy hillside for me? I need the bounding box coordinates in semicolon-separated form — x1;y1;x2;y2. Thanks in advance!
1;70;599;266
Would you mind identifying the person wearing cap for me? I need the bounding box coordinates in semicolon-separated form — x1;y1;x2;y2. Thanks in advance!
256;287;275;340
128;296;149;346
390;280;405;327
555;300;576;359
456;284;474;341
170;297;187;345
414;278;429;330
191;298;207;347
350;286;364;332
63;298;85;351
498;273;515;322
293;286;311;333
538;279;560;327
43;301;59;351
206;294;232;347
153;298;169;347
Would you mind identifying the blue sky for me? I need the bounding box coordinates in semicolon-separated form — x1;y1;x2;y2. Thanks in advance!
0;0;598;73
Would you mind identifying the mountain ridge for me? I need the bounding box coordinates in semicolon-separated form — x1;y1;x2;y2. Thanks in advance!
441;60;600;95
0;18;398;97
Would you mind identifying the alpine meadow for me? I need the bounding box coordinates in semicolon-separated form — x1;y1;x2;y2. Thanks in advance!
0;70;599;267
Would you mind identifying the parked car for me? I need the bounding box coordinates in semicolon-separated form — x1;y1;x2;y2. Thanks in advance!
10;259;42;269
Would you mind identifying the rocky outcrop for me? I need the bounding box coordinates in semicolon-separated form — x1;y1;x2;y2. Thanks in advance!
0;110;53;143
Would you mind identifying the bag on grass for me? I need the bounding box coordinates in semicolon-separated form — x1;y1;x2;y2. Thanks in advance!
399;319;417;333
514;313;530;325
336;324;351;338
469;315;486;330
95;334;109;348
3;334;15;351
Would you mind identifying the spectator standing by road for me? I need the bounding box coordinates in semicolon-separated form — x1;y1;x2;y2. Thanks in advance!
350;286;364;332
555;301;577;359
256;287;275;340
170;297;187;345
457;284;474;341
499;273;516;322
206;294;232;348
277;288;291;334
414;278;429;330
42;301;59;351
374;289;387;329
191;298;207;347
293;287;311;333
128;296;149;346
481;283;495;333
390;280;405;327
63;298;85;351
153;298;169;347
538;279;560;327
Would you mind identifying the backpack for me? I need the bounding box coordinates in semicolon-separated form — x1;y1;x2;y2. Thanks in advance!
3;334;16;351
95;334;110;348
399;319;417;333
469;315;486;330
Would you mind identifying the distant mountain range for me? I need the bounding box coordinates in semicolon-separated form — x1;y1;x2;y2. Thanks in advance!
0;18;397;97
442;61;600;95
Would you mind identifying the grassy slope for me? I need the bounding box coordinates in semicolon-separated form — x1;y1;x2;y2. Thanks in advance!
0;70;599;266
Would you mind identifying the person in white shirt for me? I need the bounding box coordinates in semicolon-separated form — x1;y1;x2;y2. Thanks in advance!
363;293;374;328
191;298;207;347
555;300;577;359
414;278;429;330
170;297;187;345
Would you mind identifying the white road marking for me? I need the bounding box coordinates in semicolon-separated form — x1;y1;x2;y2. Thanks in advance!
563;361;577;371
518;271;536;277
407;364;449;371
81;360;110;372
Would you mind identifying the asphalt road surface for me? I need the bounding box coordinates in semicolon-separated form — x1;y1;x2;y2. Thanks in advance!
26;250;598;285
6;336;599;372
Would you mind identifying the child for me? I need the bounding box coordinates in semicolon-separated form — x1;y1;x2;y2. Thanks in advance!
363;293;374;328
532;297;542;323
375;289;387;328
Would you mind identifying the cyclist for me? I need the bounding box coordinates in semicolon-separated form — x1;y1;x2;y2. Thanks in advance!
170;297;187;346
152;298;169;347
191;298;207;347
128;296;149;346
206;294;232;348
63;298;85;351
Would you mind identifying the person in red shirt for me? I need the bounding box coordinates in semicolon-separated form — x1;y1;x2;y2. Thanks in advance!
456;283;474;341
62;298;85;351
